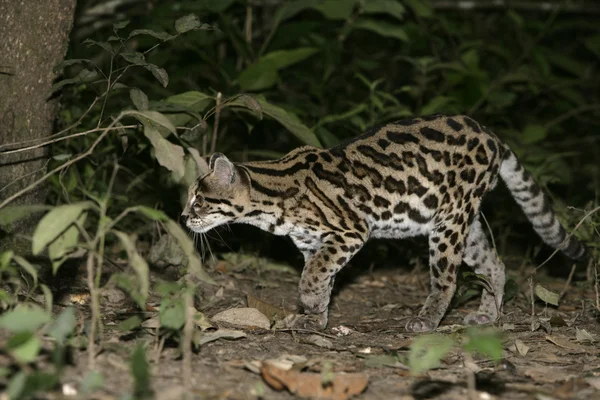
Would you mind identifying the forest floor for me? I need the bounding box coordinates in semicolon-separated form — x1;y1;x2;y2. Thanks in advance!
24;249;600;399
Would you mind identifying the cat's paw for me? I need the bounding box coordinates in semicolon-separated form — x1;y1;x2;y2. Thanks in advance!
274;311;328;331
463;312;494;326
405;317;437;332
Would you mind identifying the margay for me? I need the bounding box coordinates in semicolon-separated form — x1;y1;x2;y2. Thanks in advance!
183;114;587;332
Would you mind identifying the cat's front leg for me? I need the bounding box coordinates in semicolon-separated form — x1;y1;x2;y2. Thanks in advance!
293;233;365;330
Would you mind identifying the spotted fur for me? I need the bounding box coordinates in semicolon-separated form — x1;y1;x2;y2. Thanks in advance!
183;114;586;332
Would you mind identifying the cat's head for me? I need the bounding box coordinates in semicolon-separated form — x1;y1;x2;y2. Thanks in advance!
182;153;250;233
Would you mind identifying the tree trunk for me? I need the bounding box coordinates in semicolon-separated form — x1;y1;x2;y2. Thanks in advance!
0;0;77;253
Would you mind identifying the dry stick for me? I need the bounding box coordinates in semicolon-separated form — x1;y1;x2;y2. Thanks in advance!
86;250;98;370
534;204;600;273
0;96;101;151
0;125;137;156
182;280;194;397
559;264;577;301
0;159;50;193
209;92;222;155
0;114;126;210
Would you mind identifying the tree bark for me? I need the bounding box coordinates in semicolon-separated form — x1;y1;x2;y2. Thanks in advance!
0;0;77;253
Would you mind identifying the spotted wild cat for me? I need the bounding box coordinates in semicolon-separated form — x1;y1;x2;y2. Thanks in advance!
182;114;587;332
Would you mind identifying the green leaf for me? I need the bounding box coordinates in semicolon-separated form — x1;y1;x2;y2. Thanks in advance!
118;315;143;331
127;109;176;134
421;96;453;115
584;35;600;59
13;255;38;287
143;125;185;180
6;332;42;363
32;202;92;255
464;328;503;361
160;296;186;329
128;29;174;41
52;68;99;93
7;372;26;399
503;279;519;302
262;47;320;70
131;344;153;399
144;64;169;87
130;88;149;111
238;48;319;91
113;274;146;308
81;371;104;395
255;96;321;147
113;20;130;30
544;49;587;76
83;39;113;53
404;0;433;18
164;220;215;284
362;0;405;20
238;63;278;91
0;304;50;332
113;231;149;308
136;206;168;221
199;0;236;12
226;94;264;120
521;124;547;145
47;307;76;344
120;52;146;66
534;283;560;306
48;212;86;275
352;19;408;41
175;14;201;33
0;250;13;270
408;334;454;374
313;0;357;20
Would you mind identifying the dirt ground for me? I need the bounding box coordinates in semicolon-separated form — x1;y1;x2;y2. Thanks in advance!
44;250;600;399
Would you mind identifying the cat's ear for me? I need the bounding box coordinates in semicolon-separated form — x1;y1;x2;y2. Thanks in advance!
209;152;225;170
211;154;236;186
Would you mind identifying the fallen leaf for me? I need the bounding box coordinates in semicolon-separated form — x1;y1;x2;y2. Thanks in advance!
261;362;368;400
545;335;591;354
534;284;560;306
301;334;334;349
549;315;567;327
331;325;354;336
502;323;516;331
553;378;589;399
523;366;574;383
197;329;246;345
212;307;271;329
363;354;407;369
247;294;292;322
515;339;530;356
575;328;597;343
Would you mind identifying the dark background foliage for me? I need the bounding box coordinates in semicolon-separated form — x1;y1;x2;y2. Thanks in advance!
56;0;600;268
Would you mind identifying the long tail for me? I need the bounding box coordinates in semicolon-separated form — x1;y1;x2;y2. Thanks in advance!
499;148;586;260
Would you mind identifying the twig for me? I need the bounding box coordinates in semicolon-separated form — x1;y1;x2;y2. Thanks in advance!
543;103;600;130
209;92;222;155
0;159;50;193
0;96;101;151
182;280;194;398
0;125;136;156
86;250;98;370
559;263;577;301
0;113;126;210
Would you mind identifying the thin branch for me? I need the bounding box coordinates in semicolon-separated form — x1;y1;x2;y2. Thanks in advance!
209;92;222;155
0;96;101;151
0;125;136;156
0;113;126;210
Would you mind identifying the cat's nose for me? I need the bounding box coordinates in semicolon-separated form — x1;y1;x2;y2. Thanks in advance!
180;210;189;224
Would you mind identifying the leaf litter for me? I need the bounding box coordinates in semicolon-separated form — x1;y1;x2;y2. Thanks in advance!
34;250;600;399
